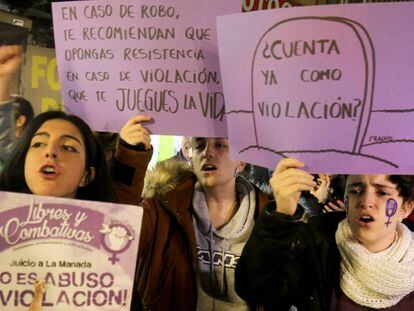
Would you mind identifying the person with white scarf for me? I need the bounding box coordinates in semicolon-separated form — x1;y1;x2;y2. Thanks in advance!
235;158;414;310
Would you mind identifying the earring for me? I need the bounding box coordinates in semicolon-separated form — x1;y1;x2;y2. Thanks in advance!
79;171;90;187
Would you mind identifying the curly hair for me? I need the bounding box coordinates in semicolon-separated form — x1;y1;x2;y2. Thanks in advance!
345;175;414;203
388;175;414;203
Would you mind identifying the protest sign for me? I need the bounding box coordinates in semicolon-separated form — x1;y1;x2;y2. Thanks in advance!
52;0;239;136
242;0;302;12
217;2;414;173
0;191;143;310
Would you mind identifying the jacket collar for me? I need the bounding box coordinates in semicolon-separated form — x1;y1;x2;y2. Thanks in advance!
142;159;197;214
164;174;197;214
143;159;271;215
142;159;192;198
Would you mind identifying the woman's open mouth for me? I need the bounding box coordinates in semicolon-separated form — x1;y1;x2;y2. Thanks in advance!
39;165;59;179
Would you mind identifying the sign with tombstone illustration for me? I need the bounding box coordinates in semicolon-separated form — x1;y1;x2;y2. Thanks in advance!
217;2;414;173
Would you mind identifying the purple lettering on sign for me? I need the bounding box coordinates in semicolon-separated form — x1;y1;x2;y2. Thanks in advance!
217;2;414;174
52;0;239;136
385;198;397;227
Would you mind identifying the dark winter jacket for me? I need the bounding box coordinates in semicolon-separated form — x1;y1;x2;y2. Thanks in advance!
112;140;153;205
131;159;270;311
236;202;343;310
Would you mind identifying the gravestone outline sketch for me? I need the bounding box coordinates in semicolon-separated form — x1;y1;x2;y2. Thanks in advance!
227;16;402;169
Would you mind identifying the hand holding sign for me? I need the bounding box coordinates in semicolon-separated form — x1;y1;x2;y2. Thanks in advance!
270;158;316;216
119;115;152;150
28;280;45;311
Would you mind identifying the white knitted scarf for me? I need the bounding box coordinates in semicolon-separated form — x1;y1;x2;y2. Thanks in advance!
335;219;414;308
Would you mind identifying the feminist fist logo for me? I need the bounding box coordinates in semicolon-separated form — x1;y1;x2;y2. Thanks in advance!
100;223;134;264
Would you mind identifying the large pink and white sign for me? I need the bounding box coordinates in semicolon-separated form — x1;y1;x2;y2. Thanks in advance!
0;191;143;310
217;2;414;173
52;0;239;137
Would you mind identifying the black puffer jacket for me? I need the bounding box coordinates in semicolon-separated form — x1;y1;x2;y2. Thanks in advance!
236;203;414;310
235;203;344;310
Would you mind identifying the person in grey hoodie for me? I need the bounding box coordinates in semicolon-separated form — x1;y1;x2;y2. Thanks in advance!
191;137;260;310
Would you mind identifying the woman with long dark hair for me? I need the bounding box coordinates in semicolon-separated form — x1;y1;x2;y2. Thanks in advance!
1;44;153;311
0;45;152;203
0;110;118;201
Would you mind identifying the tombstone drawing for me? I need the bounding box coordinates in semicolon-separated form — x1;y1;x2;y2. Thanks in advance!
234;17;398;171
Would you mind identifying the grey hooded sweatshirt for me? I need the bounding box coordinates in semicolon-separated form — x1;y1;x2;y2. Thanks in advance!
193;176;256;311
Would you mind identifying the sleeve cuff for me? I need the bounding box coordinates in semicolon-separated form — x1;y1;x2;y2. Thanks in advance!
119;138;147;151
265;201;305;222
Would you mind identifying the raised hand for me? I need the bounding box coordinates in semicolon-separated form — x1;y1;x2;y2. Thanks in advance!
0;45;22;76
0;45;23;101
270;158;316;216
119;115;152;150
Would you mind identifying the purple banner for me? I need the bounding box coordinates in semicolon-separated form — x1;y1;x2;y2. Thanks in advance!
0;202;103;252
0;191;143;310
217;2;414;173
52;0;240;137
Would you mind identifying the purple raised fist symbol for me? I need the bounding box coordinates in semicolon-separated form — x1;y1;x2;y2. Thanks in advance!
100;223;134;264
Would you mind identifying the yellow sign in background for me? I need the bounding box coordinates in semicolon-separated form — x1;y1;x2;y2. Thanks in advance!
21;45;64;114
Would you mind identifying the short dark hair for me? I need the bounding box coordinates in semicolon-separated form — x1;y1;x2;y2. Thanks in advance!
388;175;414;203
0;111;117;203
13;96;34;128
